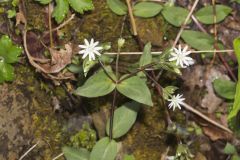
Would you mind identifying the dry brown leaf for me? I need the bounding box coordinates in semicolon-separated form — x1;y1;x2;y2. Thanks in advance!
16;12;26;26
41;44;73;73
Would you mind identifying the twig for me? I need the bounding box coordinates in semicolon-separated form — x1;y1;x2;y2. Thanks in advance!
182;102;233;134
191;15;207;33
52;153;64;160
51;14;75;32
19;141;39;160
45;14;75;34
98;49;234;55
48;3;53;48
126;0;137;35
172;0;200;48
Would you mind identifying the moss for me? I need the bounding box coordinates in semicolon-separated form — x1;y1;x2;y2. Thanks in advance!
70;122;97;150
25;0;48;31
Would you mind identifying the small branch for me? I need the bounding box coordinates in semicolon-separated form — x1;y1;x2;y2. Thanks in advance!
182;102;233;134
172;0;200;48
19;141;39;160
52;153;64;160
126;0;137;35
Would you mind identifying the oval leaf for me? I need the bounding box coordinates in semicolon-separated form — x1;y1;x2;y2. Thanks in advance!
107;0;127;15
90;137;118;160
62;146;90;160
181;30;223;50
0;61;14;83
162;6;191;27
74;68;116;97
133;2;162;18
68;0;94;14
106;101;141;138
0;35;22;64
52;0;69;23
195;5;232;24
34;0;52;5
117;76;153;106
139;42;152;67
228;38;240;120
213;79;236;100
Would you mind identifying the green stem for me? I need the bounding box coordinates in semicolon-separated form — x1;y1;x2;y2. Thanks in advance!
118;62;157;83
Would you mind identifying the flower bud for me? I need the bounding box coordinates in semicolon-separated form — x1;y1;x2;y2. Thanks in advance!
118;38;125;49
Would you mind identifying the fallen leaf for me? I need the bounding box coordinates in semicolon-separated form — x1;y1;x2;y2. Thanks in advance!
41;44;73;73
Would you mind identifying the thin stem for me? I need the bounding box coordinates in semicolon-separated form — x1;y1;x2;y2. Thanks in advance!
118;62;157;83
52;153;64;160
172;0;200;48
19;141;39;160
48;3;53;48
144;72;232;134
98;59;116;83
126;0;137;35
182;102;233;134
144;71;173;125
102;49;234;55
109;89;117;140
210;0;217;65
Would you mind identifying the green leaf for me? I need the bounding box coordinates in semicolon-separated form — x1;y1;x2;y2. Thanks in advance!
231;0;240;4
90;137;118;160
52;0;69;23
228;38;240;120
68;0;94;14
195;5;232;24
34;0;52;4
181;30;222;50
117;76;153;106
62;146;90;160
162;86;178;100
232;155;240;160
68;64;82;74
0;35;22;64
124;154;135;160
133;2;162;18
223;143;236;155
7;9;16;18
107;0;127;15
74;67;116;97
162;6;191;27
0;61;14;83
213;79;236;100
106;101;140;138
83;58;98;77
139;42;152;67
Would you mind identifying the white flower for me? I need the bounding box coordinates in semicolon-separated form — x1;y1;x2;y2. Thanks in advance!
167;94;185;111
79;39;103;61
169;45;194;68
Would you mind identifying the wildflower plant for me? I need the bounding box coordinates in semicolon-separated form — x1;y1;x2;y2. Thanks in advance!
4;0;240;159
63;37;192;159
